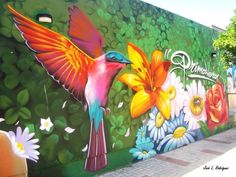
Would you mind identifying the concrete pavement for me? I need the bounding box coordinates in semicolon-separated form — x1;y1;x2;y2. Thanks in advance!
100;127;236;177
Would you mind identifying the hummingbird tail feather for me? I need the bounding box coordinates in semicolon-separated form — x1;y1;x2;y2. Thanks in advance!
84;119;107;171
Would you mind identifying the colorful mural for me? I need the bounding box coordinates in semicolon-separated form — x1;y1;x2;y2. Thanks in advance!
119;44;229;161
0;0;233;177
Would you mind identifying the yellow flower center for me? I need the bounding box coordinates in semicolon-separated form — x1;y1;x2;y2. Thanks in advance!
142;150;148;154
190;96;204;116
44;121;49;128
173;127;186;138
155;112;165;128
166;85;176;100
16;142;24;152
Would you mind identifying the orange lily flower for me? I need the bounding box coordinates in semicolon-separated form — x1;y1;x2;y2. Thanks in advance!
118;43;171;119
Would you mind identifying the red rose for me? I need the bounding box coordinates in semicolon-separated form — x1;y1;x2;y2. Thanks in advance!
205;80;228;131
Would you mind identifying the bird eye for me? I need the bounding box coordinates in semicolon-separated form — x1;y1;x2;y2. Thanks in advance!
107;57;116;62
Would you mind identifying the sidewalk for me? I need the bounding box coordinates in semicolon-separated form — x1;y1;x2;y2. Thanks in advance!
100;127;236;177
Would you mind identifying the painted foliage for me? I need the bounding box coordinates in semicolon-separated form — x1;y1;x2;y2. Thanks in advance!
227;66;236;109
0;0;232;177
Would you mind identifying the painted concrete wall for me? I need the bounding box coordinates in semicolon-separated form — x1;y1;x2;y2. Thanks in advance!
0;0;233;176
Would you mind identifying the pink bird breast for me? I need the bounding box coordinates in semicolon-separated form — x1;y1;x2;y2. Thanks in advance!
85;56;126;108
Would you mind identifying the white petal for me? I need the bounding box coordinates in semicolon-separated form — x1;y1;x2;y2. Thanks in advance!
62;101;67;109
153;129;158;140
49;121;54;128
40;125;45;130
0;118;5;123
192;80;197;95
28;138;39;144
112;143;115;149
118;102;124;108
15;121;20;125
16;127;22;137
148;122;155;131
40;118;46;125
45;126;51;132
46;117;51;122
150;127;156;138
124;128;130;137
65;127;75;134
82;144;88;152
160;128;165;139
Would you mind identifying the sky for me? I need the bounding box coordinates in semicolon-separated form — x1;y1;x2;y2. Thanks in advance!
142;0;236;29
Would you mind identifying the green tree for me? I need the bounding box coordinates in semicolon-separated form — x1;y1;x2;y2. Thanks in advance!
214;9;236;66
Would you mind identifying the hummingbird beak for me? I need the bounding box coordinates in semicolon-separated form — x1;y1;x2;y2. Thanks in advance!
122;58;132;64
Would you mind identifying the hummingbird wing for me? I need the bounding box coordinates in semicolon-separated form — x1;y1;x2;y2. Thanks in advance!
8;5;95;105
68;6;104;58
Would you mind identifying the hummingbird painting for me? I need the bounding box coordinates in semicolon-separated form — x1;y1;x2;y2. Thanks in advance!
8;5;131;171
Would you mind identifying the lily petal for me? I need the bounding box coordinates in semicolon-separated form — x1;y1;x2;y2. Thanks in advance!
155;88;171;119
153;61;171;88
130;90;155;118
127;43;150;81
118;73;145;91
151;50;162;75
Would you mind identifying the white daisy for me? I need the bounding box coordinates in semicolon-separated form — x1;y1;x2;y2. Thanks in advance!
162;72;186;118
40;117;53;132
157;110;195;152
8;127;40;162
184;80;207;130
147;107;169;142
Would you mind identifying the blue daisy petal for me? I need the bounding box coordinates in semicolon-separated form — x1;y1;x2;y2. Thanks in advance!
157;109;196;153
146;107;170;142
164;138;175;152
129;137;156;161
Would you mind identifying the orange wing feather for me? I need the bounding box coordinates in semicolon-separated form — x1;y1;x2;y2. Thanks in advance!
8;5;95;104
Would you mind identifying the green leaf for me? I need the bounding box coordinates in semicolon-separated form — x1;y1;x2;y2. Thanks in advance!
0;95;13;110
34;104;48;117
2;50;17;64
0;27;11;38
113;81;123;92
115;140;124;150
219;123;226;131
213;126;220;134
117;115;124;126
58;149;74;164
68;104;81;114
97;8;104;17
63;133;70;141
0;15;12;29
67;130;84;156
25;123;35;133
50;99;63;113
5;108;19;124
80;121;90;141
69;113;83;126
117;126;126;136
54;116;67;129
17;89;30;106
104;12;112;20
109;115;117;126
40;134;59;162
111;136;116;142
1;63;19;75
12;28;24;43
19;107;31;120
199;121;212;137
17;57;33;71
4;75;19;89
